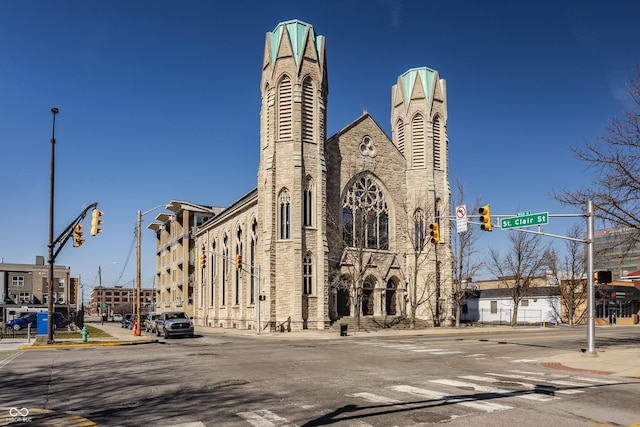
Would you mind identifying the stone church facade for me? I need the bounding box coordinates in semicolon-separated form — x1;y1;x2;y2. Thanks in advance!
192;19;453;331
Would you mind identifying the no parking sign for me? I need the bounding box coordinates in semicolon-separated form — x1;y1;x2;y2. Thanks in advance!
456;205;468;233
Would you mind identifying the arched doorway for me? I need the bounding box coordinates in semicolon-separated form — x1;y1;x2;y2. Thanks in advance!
337;289;351;316
386;279;397;316
362;278;374;316
336;275;351;317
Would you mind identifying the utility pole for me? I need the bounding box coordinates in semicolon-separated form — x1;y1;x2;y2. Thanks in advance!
135;205;165;336
136;209;142;335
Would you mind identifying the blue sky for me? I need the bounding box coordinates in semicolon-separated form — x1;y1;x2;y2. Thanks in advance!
1;0;639;292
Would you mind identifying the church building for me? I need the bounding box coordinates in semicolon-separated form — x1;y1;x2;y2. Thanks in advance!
184;19;452;331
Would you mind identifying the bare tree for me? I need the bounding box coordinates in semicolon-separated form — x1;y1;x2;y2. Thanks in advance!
327;171;392;333
546;224;588;325
398;200;437;328
488;232;549;326
555;68;640;234
450;181;483;327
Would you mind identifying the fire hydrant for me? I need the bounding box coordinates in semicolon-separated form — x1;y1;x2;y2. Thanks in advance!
81;326;88;342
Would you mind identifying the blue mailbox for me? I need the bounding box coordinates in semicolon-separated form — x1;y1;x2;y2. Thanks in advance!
37;312;49;335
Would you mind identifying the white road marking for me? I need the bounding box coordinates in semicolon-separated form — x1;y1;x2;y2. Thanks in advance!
237;409;294;427
389;384;512;413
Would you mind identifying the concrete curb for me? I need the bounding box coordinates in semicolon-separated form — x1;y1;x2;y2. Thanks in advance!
19;338;155;350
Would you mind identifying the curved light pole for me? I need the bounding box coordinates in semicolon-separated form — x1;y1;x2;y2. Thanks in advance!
47;107;59;344
136;205;165;335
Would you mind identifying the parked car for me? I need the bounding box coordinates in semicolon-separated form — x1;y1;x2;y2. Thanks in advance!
144;313;159;333
123;314;148;330
155;312;194;338
112;313;123;322
132;314;148;330
6;312;67;331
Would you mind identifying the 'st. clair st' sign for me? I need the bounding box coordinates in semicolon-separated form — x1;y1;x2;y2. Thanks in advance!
501;212;549;229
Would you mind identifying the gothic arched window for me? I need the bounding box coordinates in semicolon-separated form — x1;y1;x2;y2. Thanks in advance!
396;118;405;155
222;234;228;306
279;189;291;240
342;175;389;250
303;177;313;227
303;253;312;295
412;113;425;168
235;227;242;306
302;76;314;143
414;209;425;251
278;76;292;141
433;115;442;170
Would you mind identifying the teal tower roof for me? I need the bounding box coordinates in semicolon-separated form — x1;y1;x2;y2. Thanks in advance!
269;19;324;66
399;67;437;109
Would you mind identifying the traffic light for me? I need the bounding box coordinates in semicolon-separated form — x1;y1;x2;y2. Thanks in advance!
429;222;440;244
91;209;104;236
199;254;206;269
594;270;612;284
479;205;492;231
73;224;85;247
236;254;242;269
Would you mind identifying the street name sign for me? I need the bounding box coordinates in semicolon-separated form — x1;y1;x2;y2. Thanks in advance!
501;212;549;229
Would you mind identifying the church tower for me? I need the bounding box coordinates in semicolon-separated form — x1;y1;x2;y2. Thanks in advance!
391;67;453;324
257;20;329;330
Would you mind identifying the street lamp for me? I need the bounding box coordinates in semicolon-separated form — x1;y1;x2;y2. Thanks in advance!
136;204;165;336
47;107;59;344
97;262;117;325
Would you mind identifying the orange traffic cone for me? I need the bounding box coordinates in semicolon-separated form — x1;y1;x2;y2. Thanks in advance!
132;320;137;336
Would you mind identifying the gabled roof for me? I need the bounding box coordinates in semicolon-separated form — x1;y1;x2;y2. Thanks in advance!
326;111;391;146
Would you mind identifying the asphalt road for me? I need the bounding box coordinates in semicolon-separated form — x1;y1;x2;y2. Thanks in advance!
1;327;639;427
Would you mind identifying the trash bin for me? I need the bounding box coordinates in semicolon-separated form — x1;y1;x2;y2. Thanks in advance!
37;312;49;335
340;323;347;336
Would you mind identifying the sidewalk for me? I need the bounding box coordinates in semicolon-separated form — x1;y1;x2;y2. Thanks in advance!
12;319;154;350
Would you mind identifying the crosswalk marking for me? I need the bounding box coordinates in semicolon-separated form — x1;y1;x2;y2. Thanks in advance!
388;384;512;413
486;372;588;393
236;371;614;425
353;341;541;362
433;377;558;402
572;376;622;384
166;423;206;427
459;374;567;398
237;409;293;427
350;392;402;405
414;350;465;355
355;341;493;358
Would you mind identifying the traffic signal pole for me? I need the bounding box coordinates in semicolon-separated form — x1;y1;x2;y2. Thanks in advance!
45;107;102;343
586;200;596;355
47;107;58;344
443;200;598;355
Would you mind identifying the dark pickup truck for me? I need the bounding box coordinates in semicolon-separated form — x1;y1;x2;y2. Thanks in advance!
154;312;194;338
